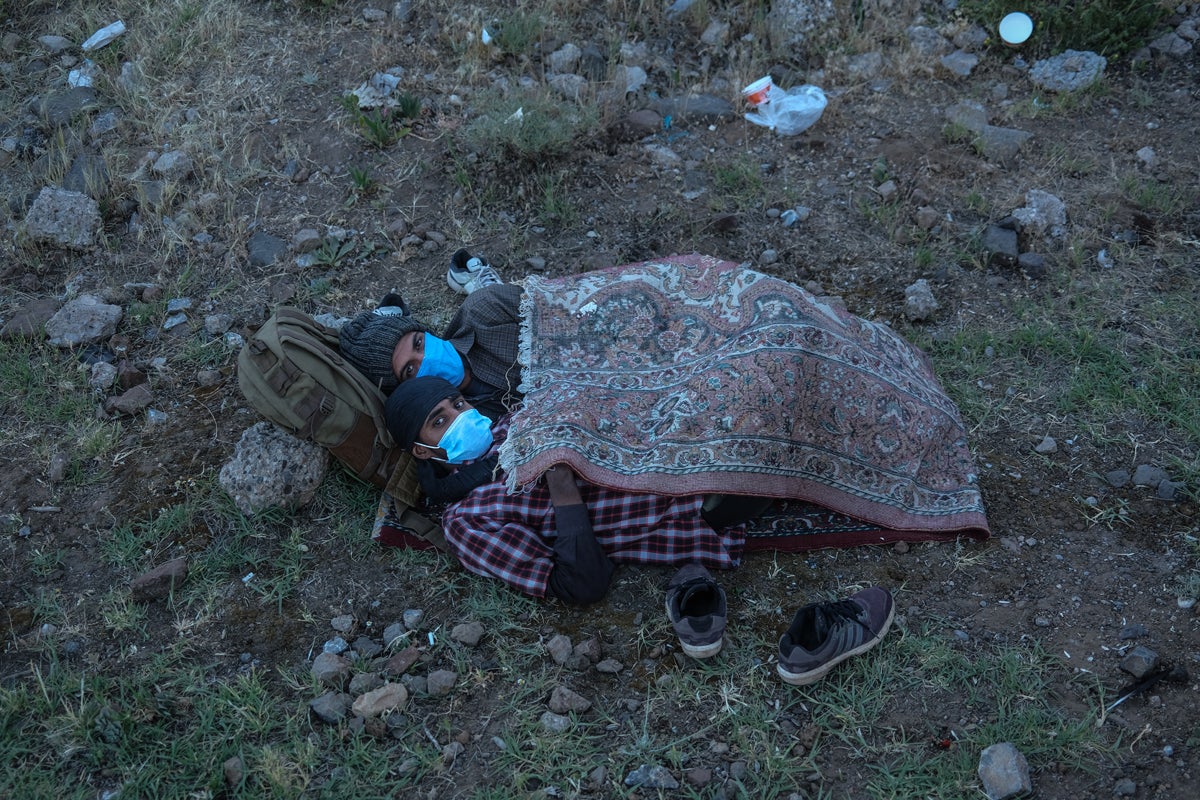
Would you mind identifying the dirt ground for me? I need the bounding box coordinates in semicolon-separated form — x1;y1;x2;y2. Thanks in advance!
2;1;1199;798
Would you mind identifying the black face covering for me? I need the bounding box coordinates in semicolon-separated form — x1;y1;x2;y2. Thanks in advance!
384;376;460;449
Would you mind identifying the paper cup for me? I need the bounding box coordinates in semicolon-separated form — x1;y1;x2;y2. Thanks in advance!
998;12;1033;47
742;76;773;107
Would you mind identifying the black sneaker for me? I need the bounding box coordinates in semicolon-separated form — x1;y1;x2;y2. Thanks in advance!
447;248;503;295
777;586;895;685
374;291;408;316
664;564;727;659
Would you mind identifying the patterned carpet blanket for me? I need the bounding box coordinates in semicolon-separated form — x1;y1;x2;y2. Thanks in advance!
498;254;989;542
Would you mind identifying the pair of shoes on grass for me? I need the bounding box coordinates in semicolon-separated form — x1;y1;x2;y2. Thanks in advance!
664;564;895;685
447;248;504;295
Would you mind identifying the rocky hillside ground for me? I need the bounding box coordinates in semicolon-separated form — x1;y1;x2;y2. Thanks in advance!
1;1;1198;798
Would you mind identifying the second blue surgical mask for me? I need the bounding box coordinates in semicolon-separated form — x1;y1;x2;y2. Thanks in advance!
416;334;465;386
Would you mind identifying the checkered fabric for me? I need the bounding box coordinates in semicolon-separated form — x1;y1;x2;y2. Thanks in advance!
443;283;524;398
442;416;746;598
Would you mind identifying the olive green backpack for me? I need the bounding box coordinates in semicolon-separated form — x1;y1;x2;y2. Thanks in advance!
236;307;446;551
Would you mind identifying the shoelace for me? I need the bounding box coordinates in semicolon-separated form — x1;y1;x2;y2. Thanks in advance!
800;599;863;649
467;266;503;289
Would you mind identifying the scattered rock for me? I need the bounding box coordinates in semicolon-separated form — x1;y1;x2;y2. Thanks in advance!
649;93;733;124
309;691;352;723
1017;252;1047;279
22;187;101;249
450;621;485;647
977;742;1032;800
382;622;406;647
104;384;154;416
1113;777;1137;797
349;672;384;695
1132;464;1169;488
45;295;123;348
1119;623;1148;641
981;225;1019;267
624;764;679;790
425;669;457;696
1120;645;1160;678
540;711;571;733
546;634;573;664
945;100;988;133
940;50;979;77
218;422;329;516
352;682;409;718
130;557;189;601
402;609;424;629
548;685;591;714
331;614;354;633
975;125;1033;164
353;637;383;659
384;646;421;676
1;298;60;340
1012;190;1067;238
595;658;623;673
151;150;193;180
311;652;352;688
223;756;244;789
1034;436;1057;454
1029;50;1106;92
247;230;287;268
906;25;953;56
1105;469;1131;489
903;279;939;321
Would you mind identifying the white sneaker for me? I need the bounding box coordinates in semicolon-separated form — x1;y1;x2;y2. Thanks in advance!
448;249;504;295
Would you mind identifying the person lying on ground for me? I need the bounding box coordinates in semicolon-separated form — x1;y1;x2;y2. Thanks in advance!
383;376;771;606
339;251;522;416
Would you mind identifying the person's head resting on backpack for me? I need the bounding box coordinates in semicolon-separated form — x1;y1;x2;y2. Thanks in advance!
340;311;471;396
384;376;495;464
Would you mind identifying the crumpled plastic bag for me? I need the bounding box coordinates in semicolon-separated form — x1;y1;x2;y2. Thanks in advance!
744;85;827;136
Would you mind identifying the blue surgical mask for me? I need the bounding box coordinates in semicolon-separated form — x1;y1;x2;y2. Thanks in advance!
421;408;494;464
416;334;465;386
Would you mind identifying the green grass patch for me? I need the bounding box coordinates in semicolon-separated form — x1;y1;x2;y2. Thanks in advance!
459;89;598;169
0;339;94;434
709;155;766;211
960;0;1170;58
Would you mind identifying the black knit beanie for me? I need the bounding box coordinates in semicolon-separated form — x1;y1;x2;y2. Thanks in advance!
384;376;460;449
338;311;424;394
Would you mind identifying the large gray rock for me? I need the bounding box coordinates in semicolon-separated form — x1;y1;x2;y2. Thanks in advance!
45;294;122;347
218;422;329;515
1029;50;1106;92
22;187;101;249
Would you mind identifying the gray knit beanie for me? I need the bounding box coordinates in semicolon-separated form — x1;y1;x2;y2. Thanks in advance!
338;311;424;394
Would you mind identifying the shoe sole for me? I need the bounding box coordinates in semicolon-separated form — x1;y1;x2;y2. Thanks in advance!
776;601;895;686
663;596;724;659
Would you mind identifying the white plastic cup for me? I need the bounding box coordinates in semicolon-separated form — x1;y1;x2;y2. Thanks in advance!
998;12;1033;47
742;76;773;107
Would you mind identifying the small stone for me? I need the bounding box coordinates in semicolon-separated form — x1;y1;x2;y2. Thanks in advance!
441;740;464;764
450;621;485;647
684;766;713;787
548;685;591;714
595;658;623;674
402;609;424;629
383;622;406;647
1132;464;1169;488
425;669;457;696
624;764;679;789
1034;436;1057;454
352;682;408;718
311;652;352;688
1113;777;1137;797
349;672;384;695
330;614;354;633
1119;623;1148;641
204;314;233;336
1105;469;1131;488
323;637;349;655
574;638;602;663
914;206;940;230
309;691;352;723
223;756;244;788
893;541;910;555
546;633;573;664
977;742;1032;800
353;636;383;659
876;179;898;201
384;646;421;676
759;249;779;265
130;557;189;601
1120;646;1159;678
903;279;939;321
1157;481;1185;501
1017;252;1047;279
540;711;571;733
